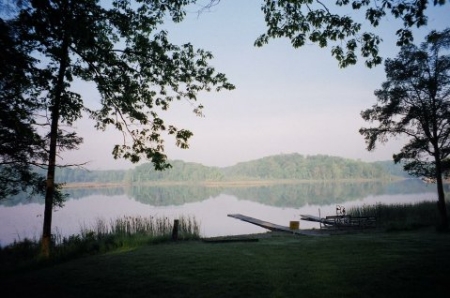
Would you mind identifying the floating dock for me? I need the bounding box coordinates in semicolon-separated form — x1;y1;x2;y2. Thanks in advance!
301;214;376;228
300;214;336;225
228;214;324;236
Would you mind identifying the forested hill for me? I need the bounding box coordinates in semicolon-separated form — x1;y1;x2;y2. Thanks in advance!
51;153;408;184
220;154;393;180
128;160;224;183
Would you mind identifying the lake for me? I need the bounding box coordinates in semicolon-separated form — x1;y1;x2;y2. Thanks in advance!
0;179;440;246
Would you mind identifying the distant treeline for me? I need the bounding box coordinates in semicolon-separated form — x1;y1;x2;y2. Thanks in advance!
42;153;410;184
220;154;403;180
32;167;127;184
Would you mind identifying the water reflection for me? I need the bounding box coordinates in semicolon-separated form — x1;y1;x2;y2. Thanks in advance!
126;185;222;206
118;179;438;208
0;179;439;246
224;179;439;208
0;179;438;208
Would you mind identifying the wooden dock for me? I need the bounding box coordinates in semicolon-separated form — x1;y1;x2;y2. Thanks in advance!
301;214;376;228
300;214;335;225
228;214;324;236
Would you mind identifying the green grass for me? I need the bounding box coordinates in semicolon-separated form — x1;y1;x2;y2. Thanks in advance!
2;203;450;297
2;229;450;298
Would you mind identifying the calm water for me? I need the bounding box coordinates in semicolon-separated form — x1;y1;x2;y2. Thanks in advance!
0;179;439;246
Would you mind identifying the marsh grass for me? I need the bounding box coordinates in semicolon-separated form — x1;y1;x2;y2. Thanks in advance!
100;215;200;239
0;215;200;272
347;200;448;231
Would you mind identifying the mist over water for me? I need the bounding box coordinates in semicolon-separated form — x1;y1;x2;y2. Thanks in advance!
0;179;438;246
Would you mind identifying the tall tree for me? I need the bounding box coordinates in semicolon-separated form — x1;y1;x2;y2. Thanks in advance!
0;16;47;199
1;4;68;208
2;0;234;257
360;28;450;230
255;0;447;68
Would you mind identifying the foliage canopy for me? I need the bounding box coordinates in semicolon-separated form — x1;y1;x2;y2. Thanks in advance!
255;0;447;68
0;16;48;199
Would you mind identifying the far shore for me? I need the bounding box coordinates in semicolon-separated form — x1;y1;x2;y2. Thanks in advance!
62;177;405;189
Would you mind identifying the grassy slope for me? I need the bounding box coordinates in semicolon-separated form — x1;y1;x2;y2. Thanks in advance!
3;229;450;298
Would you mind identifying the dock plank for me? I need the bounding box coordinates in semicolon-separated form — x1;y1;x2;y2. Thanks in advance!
228;214;324;236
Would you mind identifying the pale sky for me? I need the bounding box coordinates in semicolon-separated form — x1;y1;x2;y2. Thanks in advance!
61;1;450;170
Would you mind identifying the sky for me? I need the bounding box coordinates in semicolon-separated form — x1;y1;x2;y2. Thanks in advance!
62;1;450;170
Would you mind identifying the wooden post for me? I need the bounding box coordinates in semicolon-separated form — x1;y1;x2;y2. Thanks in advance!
172;219;179;241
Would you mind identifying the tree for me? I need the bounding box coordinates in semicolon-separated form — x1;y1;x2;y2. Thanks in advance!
0;16;47;199
1;6;69;211
213;0;446;68
2;0;234;257
360;28;450;230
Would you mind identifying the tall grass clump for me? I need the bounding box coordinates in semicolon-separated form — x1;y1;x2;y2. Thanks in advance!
347;201;448;231
0;215;200;273
107;215;200;243
58;215;201;256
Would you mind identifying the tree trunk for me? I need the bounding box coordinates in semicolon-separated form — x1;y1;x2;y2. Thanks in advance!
434;156;449;231
41;36;70;258
41;108;59;257
435;176;448;231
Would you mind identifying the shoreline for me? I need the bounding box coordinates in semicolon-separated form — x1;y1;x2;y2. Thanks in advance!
61;177;404;189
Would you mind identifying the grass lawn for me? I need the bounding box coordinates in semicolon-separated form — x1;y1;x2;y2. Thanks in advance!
2;228;450;298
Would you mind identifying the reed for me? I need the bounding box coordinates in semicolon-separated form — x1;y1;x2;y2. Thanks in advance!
347;200;447;230
0;215;201;271
106;215;200;239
